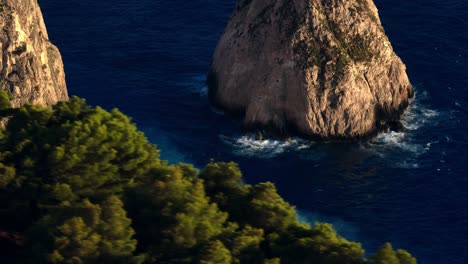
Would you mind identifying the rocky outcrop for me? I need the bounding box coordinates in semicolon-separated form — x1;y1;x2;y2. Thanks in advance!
0;0;68;108
209;0;413;140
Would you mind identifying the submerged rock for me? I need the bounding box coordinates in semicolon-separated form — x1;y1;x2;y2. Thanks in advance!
209;0;413;140
0;0;68;107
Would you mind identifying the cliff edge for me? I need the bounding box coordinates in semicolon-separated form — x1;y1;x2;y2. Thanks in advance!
0;0;68;107
209;0;413;140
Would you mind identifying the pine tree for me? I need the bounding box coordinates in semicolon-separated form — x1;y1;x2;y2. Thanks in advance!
0;162;15;188
248;182;298;232
28;197;138;263
97;196;137;259
370;243;400;264
230;225;264;264
49;217;101;263
125;165;228;261
199;162;250;222
0;90;11;110
199;240;232;264
0;97;160;202
396;249;417;264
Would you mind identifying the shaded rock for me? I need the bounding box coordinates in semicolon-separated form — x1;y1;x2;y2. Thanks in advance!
0;0;68;107
209;0;413;140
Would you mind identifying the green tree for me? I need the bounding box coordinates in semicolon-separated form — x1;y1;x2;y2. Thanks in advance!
396;249;417;264
370;243;400;264
370;243;416;264
0;90;11;110
96;196;137;260
0;162;15;188
265;223;365;264
199;240;232;264
48;217;101;263
27;199;102;264
125;165;228;261
229;225;265;264
46;98;160;198
199;162;250;222
0;97;159;201
0;90;15;118
28;197;138;264
200;162;247;199
247;182;298;232
0;97;160;231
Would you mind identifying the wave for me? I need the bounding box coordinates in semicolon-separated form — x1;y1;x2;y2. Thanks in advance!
400;90;440;131
219;134;311;158
366;131;424;154
220;88;444;168
361;89;444;168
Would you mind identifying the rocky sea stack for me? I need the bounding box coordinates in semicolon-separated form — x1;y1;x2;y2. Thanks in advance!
0;0;68;107
209;0;413;140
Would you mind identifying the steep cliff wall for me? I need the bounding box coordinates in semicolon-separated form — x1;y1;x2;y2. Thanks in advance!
209;0;413;140
0;0;68;107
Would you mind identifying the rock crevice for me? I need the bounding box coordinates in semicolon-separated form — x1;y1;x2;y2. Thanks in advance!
209;0;413;140
0;0;68;107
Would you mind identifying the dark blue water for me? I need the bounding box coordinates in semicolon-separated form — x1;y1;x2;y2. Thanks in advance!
39;0;467;263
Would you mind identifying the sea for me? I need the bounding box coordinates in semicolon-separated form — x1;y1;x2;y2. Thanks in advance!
39;1;467;263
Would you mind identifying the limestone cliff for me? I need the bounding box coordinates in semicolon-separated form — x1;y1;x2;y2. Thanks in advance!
209;0;413;140
0;0;68;107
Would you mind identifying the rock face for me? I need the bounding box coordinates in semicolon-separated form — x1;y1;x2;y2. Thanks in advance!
209;0;413;140
0;0;68;108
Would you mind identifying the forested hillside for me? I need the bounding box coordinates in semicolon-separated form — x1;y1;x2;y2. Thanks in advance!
0;93;416;264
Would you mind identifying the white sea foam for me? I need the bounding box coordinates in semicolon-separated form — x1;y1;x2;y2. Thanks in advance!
425;141;440;151
400;91;440;131
367;131;424;154
220;88;443;167
361;89;444;168
220;134;311;158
